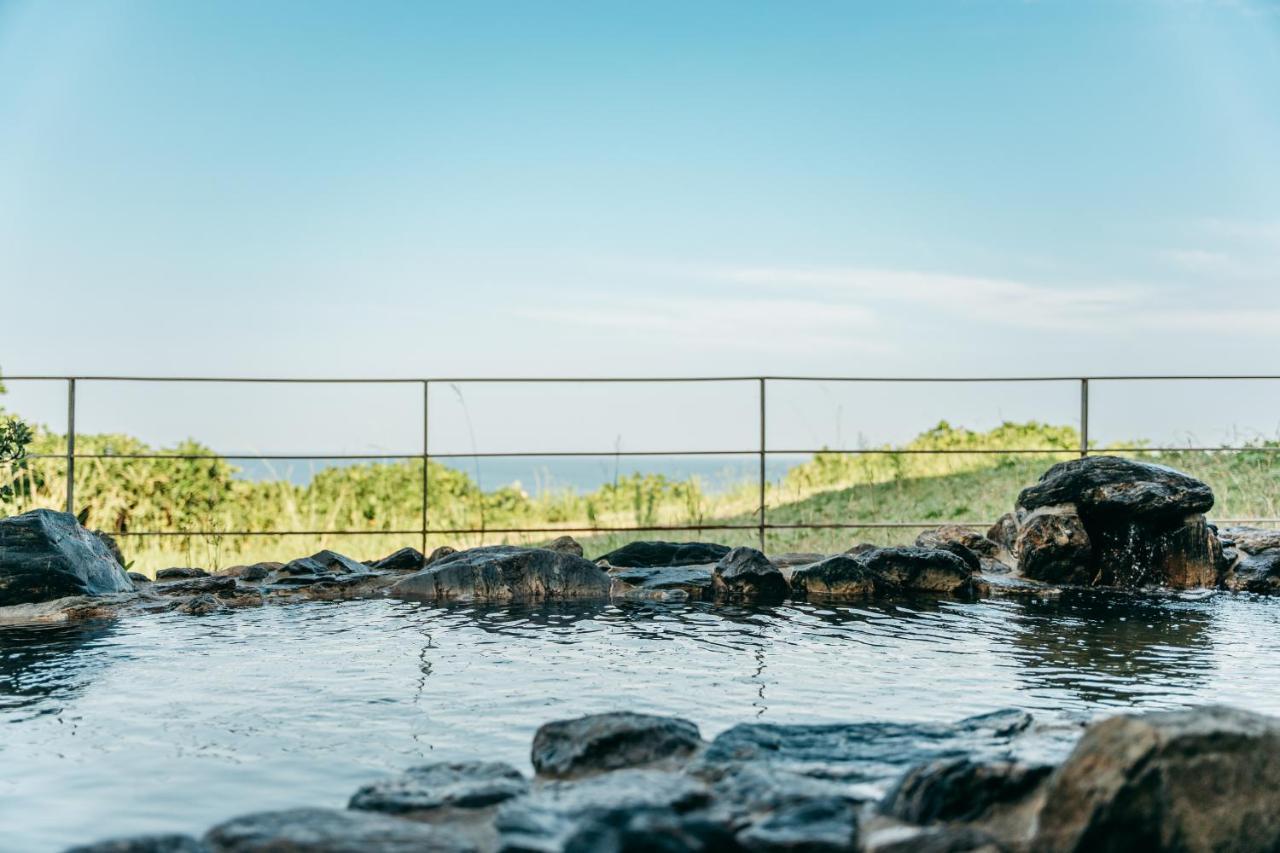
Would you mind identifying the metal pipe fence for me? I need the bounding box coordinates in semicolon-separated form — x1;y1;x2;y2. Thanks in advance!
5;374;1280;552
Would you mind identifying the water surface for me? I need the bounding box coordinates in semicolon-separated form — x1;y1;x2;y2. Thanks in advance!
4;591;1280;851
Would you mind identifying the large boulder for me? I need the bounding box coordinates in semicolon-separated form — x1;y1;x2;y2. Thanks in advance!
712;547;790;600
203;807;472;852
390;546;610;602
1033;706;1280;853
531;712;704;779
791;548;983;599
0;509;134;606
595;541;730;568
1017;456;1213;521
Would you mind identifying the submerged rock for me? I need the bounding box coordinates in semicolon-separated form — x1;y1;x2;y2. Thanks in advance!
594;541;730;568
0;509;134;606
390;546;610;602
531;712;704;779
349;761;528;817
1034;705;1280;853
203;807;472;852
367;547;424;573
607;564;712;600
712;547;789;600
172;594;224;616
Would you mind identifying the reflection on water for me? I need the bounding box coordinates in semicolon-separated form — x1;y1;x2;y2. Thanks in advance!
3;591;1280;851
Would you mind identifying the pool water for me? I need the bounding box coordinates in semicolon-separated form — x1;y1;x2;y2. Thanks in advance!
4;590;1280;851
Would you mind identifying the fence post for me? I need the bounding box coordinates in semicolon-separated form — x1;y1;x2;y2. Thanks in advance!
1079;378;1089;458
421;380;430;556
65;378;76;515
758;377;766;551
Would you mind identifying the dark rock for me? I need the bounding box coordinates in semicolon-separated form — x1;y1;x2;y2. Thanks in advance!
496;769;710;852
427;546;458;564
203;807;472;852
92;530;129;568
607;565;713;600
713;547;790;600
866;825;1006;853
278;550;368;577
173;594;223;616
1015;507;1092;585
978;557;1012;576
1033;705;1280;853
368;547;424;573
844;542;879;556
1225;548;1280;593
546;536;585;557
155;567;210;580
595;541;731;568
936;541;981;574
1089;513;1221;589
695;710;1033;791
736;797;859;852
562;806;736;853
531;712;704;779
791;548;982;599
1217;526;1280;555
391;546;610;602
882;759;1052;825
152;576;239;597
1017;456;1214;521
916;526;999;558
986;514;1020;554
127;572;152;584
349;761;527;817
64;835;205;853
215;564;274;582
0;509;134;606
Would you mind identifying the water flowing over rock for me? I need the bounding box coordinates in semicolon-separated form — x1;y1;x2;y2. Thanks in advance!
349;761;528;817
531;712;704;779
1033;705;1280;853
0;509;134;606
367;547;424;573
390;546;610;602
594;541;730;568
203;807;474;852
712;546;790;600
791;547;983;599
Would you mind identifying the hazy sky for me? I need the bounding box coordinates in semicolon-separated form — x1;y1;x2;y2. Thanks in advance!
2;0;1279;453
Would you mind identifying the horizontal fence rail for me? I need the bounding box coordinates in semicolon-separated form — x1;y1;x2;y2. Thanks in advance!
3;374;1280;554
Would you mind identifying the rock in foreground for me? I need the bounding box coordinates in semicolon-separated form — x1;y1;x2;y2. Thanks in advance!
0;509;134;606
531;712;704;779
390;546;610;602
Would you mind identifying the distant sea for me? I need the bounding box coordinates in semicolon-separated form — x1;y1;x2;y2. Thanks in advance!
234;454;809;494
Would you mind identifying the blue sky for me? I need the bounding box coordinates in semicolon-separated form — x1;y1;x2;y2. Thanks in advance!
2;0;1279;453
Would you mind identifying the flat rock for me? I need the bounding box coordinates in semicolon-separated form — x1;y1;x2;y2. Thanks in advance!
64;835;206;853
0;593;138;625
713;546;790;600
594;540;731;568
349;761;528;816
0;509;134;606
1218;526;1280;555
203;807;473;852
916;526;999;559
792;548;981;599
391;546;610;602
151;576;238;597
607;564;713;599
278;550;369;577
155;567;209;580
367;547;424;573
1016;455;1214;521
215;563;275;582
1034;705;1280;853
531;712;704;779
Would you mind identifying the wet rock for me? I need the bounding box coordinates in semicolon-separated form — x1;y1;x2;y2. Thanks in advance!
221;590;265;609
63;835;206;853
1015;506;1092;585
427;546;458;564
695;710;1033;792
1225;548;1280;593
792;548;982;599
608;565;712;600
561;806;735;853
0;509;134;606
155;567;209;580
865;825;1006;853
127;572;152;584
368;547;424;573
1089;513;1221;589
1217;526;1280;555
294;574;399;600
844;542;879;556
712;547;789;600
595;541;730;568
986;514;1020;554
496;769;710;852
349;761;528;817
92;530;128;568
1017;456;1214;521
1033;705;1280;853
0;593;137;624
882;759;1051;825
152;576;239;597
545;536;585;557
936;542;981;574
203;807;472;852
978;558;1012;576
916;526;999;559
278;550;369;577
173;594;224;616
391;546;610;602
770;552;827;570
215;563;275;582
531;712;704;779
736;797;860;852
